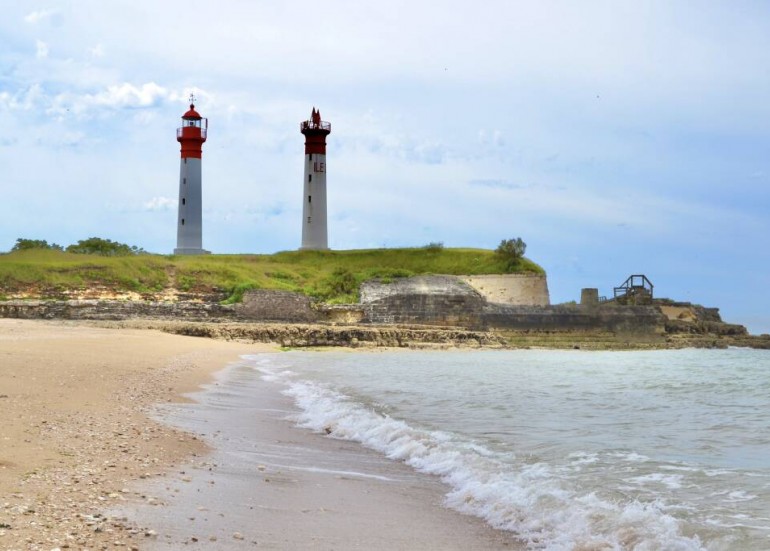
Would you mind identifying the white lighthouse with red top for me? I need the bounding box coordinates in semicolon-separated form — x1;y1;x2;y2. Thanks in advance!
174;97;209;255
300;108;331;250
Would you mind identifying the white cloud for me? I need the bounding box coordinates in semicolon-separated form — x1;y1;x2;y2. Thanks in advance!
89;44;105;58
43;82;174;117
143;197;177;211
478;130;505;148
92;82;169;108
0;84;44;111
24;9;57;24
35;40;49;59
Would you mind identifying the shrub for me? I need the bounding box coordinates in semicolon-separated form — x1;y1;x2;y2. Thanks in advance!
423;241;444;253
11;238;63;252
495;238;527;271
66;237;146;256
222;282;260;304
327;268;357;297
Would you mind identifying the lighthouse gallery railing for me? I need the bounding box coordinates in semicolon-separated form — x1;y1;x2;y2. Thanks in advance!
300;120;331;132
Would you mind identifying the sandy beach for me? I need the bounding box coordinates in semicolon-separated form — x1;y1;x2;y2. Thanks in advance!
0;320;519;550
0;319;258;549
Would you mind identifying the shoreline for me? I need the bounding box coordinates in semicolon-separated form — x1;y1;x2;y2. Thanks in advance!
0;319;260;549
83;318;770;351
0;319;521;550
122;356;522;549
2;319;766;549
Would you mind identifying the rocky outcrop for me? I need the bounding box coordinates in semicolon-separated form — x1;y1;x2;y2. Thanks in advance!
0;299;235;321
106;320;505;349
657;300;748;337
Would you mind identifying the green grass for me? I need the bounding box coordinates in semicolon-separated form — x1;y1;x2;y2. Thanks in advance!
0;247;545;303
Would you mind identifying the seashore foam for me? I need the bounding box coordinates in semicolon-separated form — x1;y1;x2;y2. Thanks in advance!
256;355;707;551
122;354;519;549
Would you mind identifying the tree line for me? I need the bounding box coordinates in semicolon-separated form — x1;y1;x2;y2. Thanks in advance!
8;236;528;265
9;237;146;256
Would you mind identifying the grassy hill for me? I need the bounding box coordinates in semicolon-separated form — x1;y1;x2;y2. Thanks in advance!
0;247;545;304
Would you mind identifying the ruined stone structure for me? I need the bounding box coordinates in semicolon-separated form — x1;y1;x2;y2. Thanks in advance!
235;290;320;323
1;274;761;349
580;288;600;306
460;274;550;306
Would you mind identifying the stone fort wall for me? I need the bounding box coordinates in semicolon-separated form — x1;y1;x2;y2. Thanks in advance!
459;274;550;306
0;273;667;335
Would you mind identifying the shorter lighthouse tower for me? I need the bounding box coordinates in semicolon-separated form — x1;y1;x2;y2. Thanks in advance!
174;97;209;255
300;108;331;250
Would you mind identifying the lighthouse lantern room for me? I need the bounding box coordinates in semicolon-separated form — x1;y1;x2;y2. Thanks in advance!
174;96;210;255
300;107;331;250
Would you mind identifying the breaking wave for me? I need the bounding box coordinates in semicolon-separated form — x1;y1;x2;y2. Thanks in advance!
256;361;705;550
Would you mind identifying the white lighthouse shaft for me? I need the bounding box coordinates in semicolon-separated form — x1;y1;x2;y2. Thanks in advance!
301;152;328;250
174;102;208;255
175;157;205;254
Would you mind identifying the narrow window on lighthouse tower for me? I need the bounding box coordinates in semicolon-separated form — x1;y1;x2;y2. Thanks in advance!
183;178;186;185
308;174;312;182
308;195;312;203
182;198;186;205
309;154;313;161
181;219;185;225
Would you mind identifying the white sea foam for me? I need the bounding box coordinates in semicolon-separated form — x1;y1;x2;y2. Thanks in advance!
257;362;706;550
628;473;685;490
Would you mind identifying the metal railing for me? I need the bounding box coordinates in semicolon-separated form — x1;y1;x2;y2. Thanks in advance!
301;120;331;132
613;274;654;305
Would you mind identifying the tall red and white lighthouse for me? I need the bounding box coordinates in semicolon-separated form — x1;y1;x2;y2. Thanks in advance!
174;97;209;255
300;108;331;250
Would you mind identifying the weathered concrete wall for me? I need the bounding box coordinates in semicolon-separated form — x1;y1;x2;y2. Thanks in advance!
358;276;486;327
360;275;479;303
482;304;666;334
460;274;550;306
362;293;486;327
235;290;319;323
580;288;599;306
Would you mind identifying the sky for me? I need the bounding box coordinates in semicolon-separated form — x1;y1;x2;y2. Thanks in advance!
1;1;769;333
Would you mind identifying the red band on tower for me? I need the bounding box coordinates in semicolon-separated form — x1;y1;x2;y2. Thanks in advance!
177;103;208;159
301;108;331;155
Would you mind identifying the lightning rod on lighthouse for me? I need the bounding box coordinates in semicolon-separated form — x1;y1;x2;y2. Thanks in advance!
300;108;331;250
174;96;210;255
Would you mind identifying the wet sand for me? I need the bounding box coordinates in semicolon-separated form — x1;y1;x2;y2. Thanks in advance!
0;320;520;550
124;359;521;549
